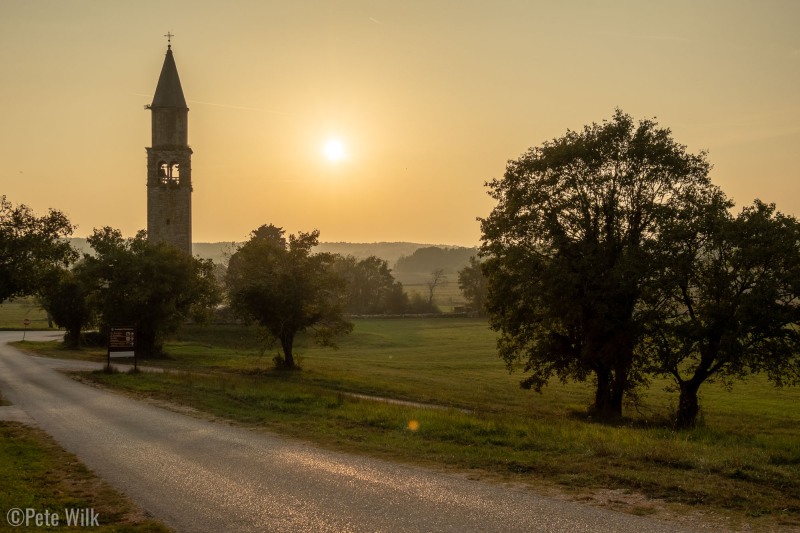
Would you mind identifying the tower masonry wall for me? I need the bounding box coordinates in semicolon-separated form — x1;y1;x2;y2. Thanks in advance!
152;108;188;146
147;182;192;255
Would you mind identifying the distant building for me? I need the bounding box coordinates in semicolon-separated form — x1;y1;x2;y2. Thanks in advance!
145;41;192;255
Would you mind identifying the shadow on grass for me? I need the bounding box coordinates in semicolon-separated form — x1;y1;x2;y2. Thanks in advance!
566;407;679;430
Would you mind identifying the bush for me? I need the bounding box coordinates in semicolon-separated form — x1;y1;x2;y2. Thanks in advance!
80;331;106;347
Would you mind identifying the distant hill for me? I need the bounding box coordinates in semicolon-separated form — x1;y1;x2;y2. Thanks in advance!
394;246;478;275
314;242;444;266
68;238;457;267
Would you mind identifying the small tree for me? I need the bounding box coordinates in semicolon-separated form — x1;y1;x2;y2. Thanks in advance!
458;256;487;316
226;225;352;368
645;200;800;428
426;268;447;308
80;227;220;356
0;196;77;301
38;267;93;348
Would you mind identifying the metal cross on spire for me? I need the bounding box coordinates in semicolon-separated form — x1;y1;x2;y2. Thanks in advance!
164;32;174;49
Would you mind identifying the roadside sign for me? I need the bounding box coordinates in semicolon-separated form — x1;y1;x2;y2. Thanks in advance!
23;318;30;327
107;326;137;370
22;318;30;340
108;327;135;356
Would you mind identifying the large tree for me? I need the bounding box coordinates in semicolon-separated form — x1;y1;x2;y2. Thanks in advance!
0;196;77;301
79;227;220;356
644;199;800;428
226;225;352;368
480;110;718;417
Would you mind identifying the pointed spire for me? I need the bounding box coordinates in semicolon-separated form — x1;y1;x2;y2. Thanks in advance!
151;47;187;109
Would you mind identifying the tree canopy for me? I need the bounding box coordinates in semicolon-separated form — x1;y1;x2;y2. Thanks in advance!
480;110;720;417
77;227;220;356
644;199;800;427
0;195;77;301
38;267;93;348
226;225;352;368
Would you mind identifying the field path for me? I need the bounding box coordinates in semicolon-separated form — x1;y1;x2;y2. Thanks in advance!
0;332;704;532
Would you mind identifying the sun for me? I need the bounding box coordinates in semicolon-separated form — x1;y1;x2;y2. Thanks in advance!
323;138;346;162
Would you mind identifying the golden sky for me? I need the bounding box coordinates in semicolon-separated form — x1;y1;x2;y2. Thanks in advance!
1;1;798;246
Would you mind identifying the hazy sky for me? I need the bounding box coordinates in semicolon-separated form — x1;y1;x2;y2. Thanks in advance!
1;1;798;246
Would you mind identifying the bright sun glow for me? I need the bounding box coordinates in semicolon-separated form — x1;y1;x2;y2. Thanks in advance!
323;138;346;162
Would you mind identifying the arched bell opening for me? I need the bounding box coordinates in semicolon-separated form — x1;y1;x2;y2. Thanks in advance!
169;162;180;184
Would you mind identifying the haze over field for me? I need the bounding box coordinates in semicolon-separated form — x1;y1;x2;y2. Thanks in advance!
2;1;799;246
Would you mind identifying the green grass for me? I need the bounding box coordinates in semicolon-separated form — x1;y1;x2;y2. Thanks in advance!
17;318;800;530
0;422;171;532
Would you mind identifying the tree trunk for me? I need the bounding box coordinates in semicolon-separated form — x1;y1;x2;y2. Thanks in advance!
593;366;626;418
609;358;631;417
593;366;614;417
676;381;701;429
280;334;295;368
136;326;161;358
64;328;81;349
609;377;625;417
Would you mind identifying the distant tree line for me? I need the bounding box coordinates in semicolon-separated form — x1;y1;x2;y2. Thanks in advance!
332;255;408;315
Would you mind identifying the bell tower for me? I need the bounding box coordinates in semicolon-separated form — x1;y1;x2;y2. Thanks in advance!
146;37;192;255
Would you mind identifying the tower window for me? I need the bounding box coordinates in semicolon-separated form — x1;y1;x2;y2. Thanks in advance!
158;161;181;185
158;161;169;183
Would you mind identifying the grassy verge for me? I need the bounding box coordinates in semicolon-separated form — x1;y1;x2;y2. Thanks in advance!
0;422;171;532
14;340;106;362
17;319;800;530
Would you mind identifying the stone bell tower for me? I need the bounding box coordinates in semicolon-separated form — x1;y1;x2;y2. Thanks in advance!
145;37;192;255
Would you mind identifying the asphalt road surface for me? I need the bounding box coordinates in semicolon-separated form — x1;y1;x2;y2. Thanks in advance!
0;331;705;532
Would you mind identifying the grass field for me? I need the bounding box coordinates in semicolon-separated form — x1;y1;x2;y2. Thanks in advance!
15;318;800;530
0;298;50;330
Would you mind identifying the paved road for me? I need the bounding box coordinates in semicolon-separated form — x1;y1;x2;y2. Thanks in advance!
0;332;704;532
